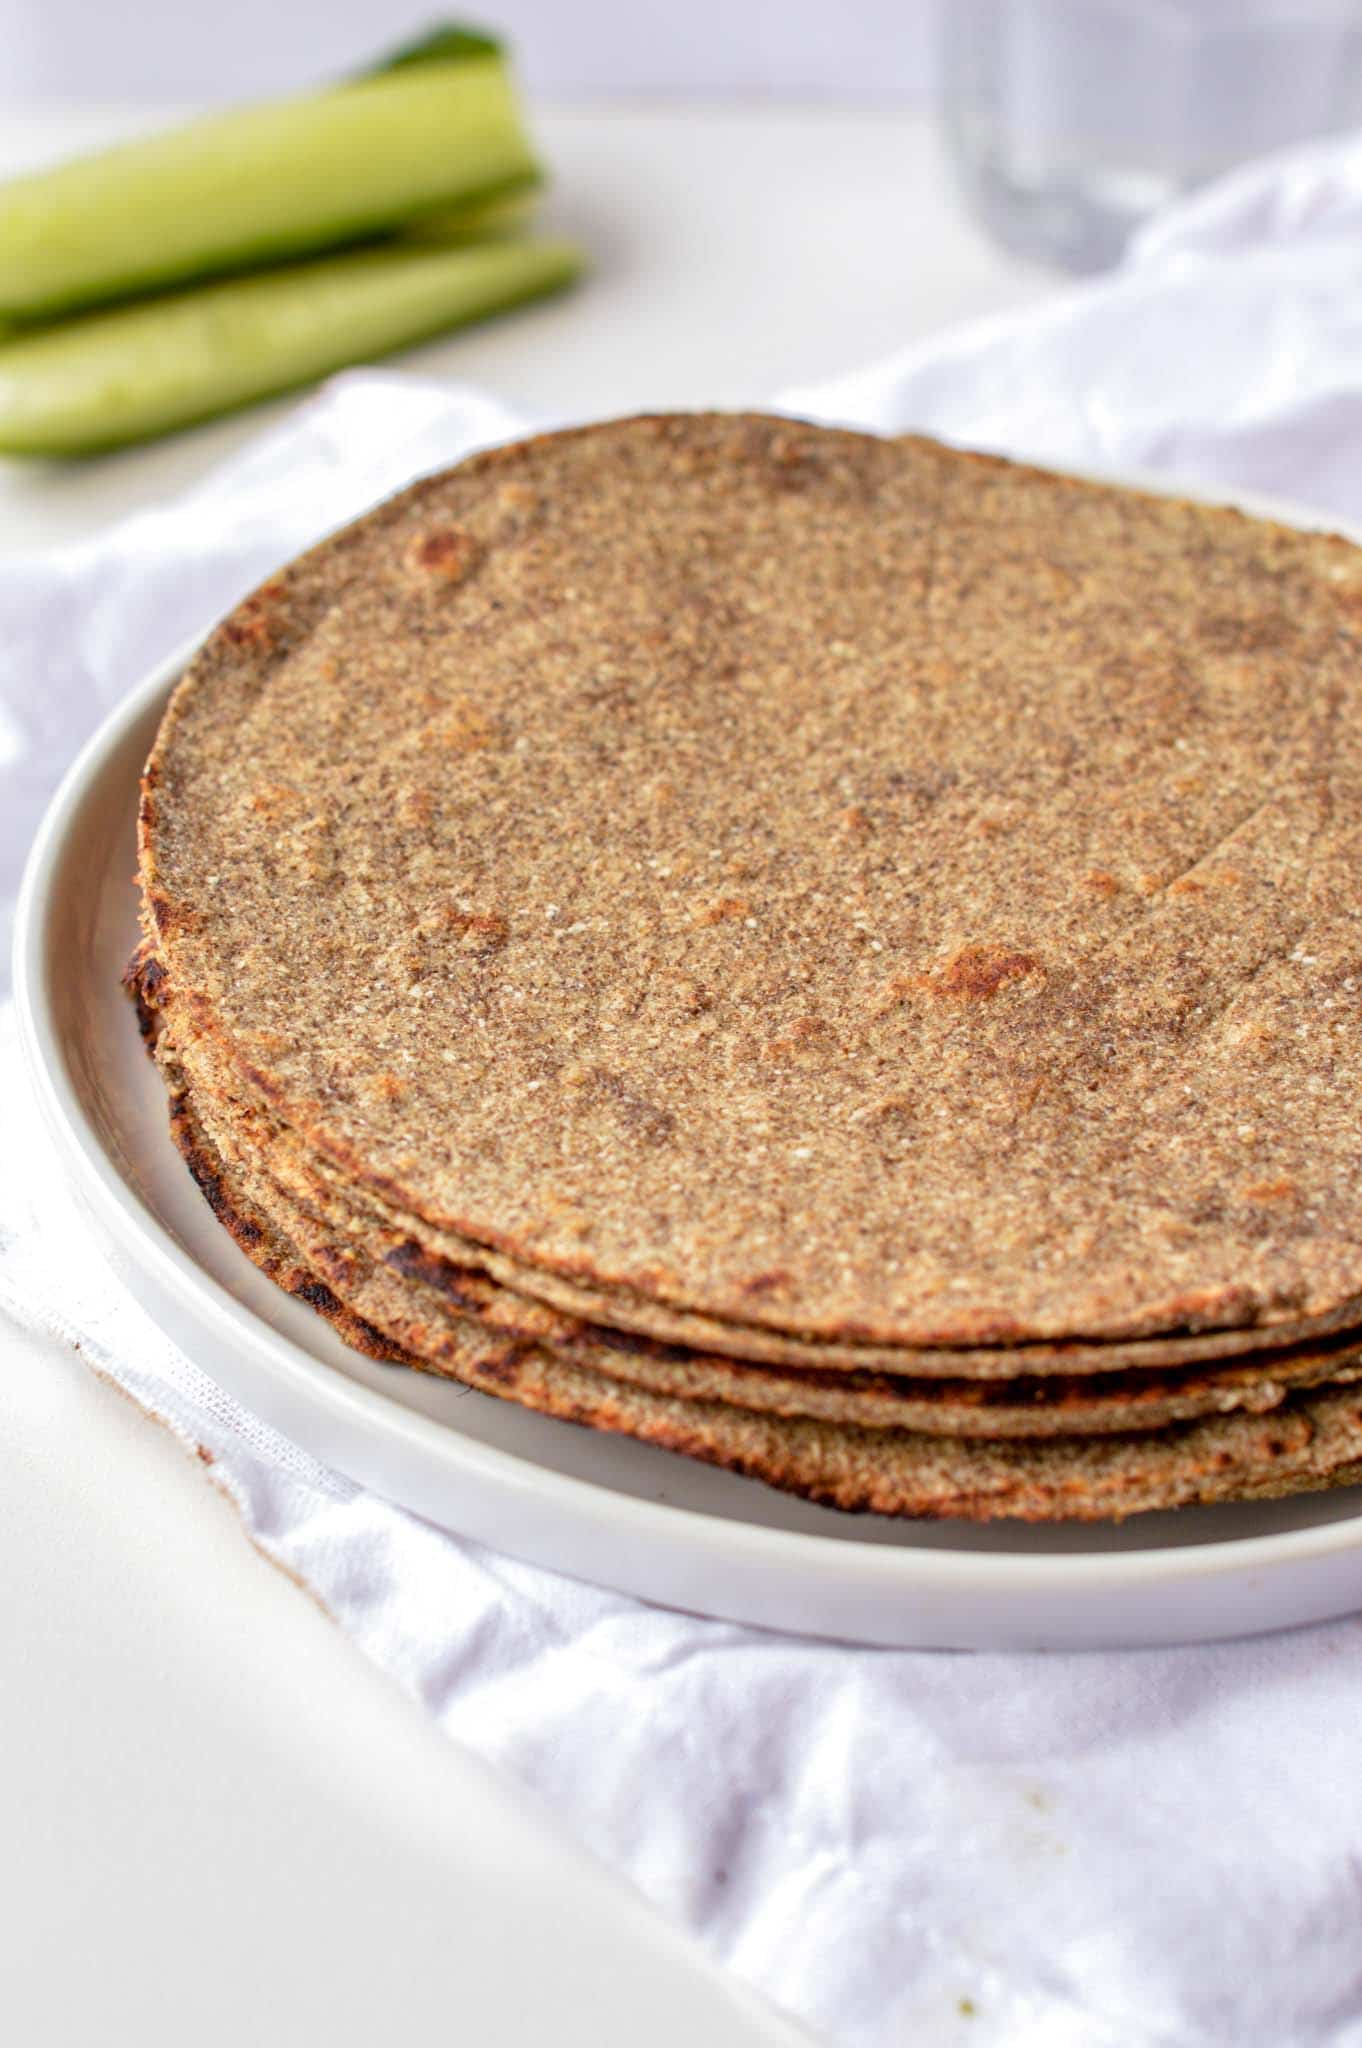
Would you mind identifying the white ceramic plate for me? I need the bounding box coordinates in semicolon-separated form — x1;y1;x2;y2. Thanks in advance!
16;486;1362;1651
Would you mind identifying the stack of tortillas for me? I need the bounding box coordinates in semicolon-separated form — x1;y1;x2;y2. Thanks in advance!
128;413;1362;1521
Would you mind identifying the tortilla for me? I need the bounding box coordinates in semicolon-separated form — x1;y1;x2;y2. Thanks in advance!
129;412;1362;1520
134;901;1362;1382
164;1068;1362;1522
158;1036;1362;1442
138;415;1362;1349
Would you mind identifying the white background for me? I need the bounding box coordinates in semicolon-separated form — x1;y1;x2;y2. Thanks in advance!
0;0;939;102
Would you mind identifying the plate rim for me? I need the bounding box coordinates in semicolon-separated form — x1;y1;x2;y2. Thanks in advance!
15;463;1362;1632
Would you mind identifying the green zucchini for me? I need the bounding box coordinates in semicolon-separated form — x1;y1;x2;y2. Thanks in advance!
0;236;581;456
400;185;541;243
0;44;539;320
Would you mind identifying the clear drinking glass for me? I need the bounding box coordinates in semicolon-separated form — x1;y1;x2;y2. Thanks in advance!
943;0;1362;271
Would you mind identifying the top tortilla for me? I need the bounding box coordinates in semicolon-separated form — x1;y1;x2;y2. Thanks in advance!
139;412;1362;1349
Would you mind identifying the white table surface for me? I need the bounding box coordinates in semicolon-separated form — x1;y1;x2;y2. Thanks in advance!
0;104;1047;2045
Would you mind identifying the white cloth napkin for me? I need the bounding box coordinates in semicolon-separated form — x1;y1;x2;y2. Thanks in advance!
8;134;1362;2048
